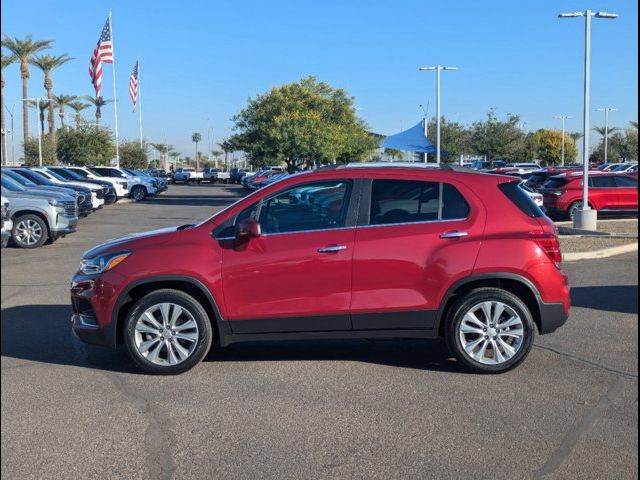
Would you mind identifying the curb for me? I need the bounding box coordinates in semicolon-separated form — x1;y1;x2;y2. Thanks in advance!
563;242;639;262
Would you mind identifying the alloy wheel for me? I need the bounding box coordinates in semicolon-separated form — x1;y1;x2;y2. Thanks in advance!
569;201;583;221
134;303;200;366
14;219;44;246
458;301;525;365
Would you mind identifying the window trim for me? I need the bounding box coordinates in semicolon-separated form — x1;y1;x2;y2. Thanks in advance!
359;178;471;227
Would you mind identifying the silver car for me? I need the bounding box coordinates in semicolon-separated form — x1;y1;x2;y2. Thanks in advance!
1;181;79;248
1;195;11;248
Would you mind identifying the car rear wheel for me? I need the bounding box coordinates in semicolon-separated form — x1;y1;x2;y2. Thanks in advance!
12;214;48;249
123;289;213;375
131;185;147;201
445;288;535;374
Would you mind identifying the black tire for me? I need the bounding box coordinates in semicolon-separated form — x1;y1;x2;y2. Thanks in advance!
445;288;535;374
11;214;49;249
131;185;147;201
123;289;213;375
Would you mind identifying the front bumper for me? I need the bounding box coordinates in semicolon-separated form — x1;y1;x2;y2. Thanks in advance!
1;229;10;248
51;215;78;238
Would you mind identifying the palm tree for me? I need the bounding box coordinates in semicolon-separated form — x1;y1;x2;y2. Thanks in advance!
593;125;620;137
1;53;17;164
51;94;77;130
27;99;48;133
84;96;113;125
151;143;173;168
218;138;235;171
192;132;202;170
29;54;73;136
68;100;91;127
1;34;53;147
568;132;583;142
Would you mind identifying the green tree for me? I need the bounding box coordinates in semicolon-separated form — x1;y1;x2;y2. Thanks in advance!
1;53;17;164
426;117;472;162
384;148;404;161
470;110;526;160
232;76;376;171
51;94;77;130
1;34;53;149
530;129;578;165
29;54;73;136
192;132;202;170
84;96;113;125
68;100;91;127
27;99;48;133
23;133;57;165
56;124;114;165
119;141;148;169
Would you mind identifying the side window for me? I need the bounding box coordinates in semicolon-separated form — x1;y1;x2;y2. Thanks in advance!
590;176;617;188
259;181;352;234
442;183;471;219
614;176;638;188
369;180;469;225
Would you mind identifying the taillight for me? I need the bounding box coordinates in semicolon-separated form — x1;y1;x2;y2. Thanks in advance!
530;232;562;264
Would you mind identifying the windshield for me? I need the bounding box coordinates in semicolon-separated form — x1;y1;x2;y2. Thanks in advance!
1;174;27;192
543;178;570;189
44;169;70;182
5;170;37;187
49;168;79;180
68;168;89;178
16;169;50;185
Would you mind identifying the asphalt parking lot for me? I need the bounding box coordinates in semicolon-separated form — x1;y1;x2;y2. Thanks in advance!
1;184;638;480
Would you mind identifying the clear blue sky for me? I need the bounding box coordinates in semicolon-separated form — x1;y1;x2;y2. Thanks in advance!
2;0;638;157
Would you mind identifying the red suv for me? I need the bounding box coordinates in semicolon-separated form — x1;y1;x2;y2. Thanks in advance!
541;172;638;220
71;165;571;375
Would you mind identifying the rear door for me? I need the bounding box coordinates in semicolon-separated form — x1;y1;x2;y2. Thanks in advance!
350;174;484;330
589;176;620;210
613;176;638;211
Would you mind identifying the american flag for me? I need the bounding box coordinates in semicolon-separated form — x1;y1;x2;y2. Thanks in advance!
129;61;139;109
89;18;113;97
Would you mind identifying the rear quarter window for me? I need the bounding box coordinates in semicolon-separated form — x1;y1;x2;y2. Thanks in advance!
498;181;545;218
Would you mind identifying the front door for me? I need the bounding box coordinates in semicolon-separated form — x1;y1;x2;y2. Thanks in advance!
220;179;356;334
613;176;639;211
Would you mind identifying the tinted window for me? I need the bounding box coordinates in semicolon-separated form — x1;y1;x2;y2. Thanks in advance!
498;181;545;218
590;176;617;188
526;173;548;184
543;178;569;189
614;176;638;188
370;180;469;225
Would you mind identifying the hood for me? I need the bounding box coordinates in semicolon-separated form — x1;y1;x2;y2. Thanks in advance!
82;225;193;259
3;188;75;202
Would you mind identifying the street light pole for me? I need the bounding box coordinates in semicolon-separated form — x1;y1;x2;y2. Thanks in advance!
24;97;54;167
419;103;429;163
559;9;618;230
419;65;458;164
596;107;618;164
555;115;573;166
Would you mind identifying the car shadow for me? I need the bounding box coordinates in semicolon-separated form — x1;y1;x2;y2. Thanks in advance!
571;285;638;315
1;304;463;374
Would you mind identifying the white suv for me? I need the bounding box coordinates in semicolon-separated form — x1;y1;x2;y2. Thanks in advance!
91;166;158;201
63;166;129;198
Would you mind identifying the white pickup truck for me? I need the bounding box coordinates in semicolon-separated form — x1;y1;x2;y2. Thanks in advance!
172;168;204;184
203;168;231;184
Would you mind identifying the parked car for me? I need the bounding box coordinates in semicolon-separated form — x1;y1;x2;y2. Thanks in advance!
203;168;231;184
609;163;638;174
3;168;93;218
540;172;639;220
71;163;570;375
503;163;541;174
59;166;129;198
1;195;11;248
471;160;508;171
146;169;167;178
2;178;78;248
123;168;168;194
172;168;204;184
31;167;106;210
250;172;289;190
230;168;251;184
91;166;161;201
46;167;118;204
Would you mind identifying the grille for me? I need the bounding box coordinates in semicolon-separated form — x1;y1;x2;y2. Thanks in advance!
62;201;78;217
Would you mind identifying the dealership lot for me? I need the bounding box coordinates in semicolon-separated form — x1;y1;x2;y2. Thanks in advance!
1;184;637;479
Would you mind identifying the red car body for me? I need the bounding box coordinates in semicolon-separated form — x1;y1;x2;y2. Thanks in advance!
541;172;638;219
71;166;571;373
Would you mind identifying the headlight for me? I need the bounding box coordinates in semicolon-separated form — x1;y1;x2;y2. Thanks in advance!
48;199;61;207
79;251;131;275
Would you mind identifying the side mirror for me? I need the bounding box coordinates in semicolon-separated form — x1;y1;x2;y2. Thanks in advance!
236;218;262;240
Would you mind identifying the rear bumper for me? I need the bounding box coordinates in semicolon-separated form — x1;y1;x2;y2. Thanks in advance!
539;302;570;334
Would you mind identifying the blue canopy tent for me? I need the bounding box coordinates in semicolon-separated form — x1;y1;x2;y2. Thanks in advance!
381;121;436;153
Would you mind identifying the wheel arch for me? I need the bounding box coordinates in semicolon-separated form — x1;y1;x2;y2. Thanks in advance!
109;275;230;348
436;273;544;336
11;209;52;237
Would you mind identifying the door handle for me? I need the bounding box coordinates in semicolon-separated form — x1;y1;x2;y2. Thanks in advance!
440;231;469;239
318;245;347;254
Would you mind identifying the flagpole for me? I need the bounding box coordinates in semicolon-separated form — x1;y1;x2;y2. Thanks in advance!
109;11;120;167
138;58;144;149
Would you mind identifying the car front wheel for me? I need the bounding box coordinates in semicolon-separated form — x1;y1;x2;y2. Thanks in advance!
131;185;147;201
445;288;535;374
123;289;213;375
12;214;48;248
